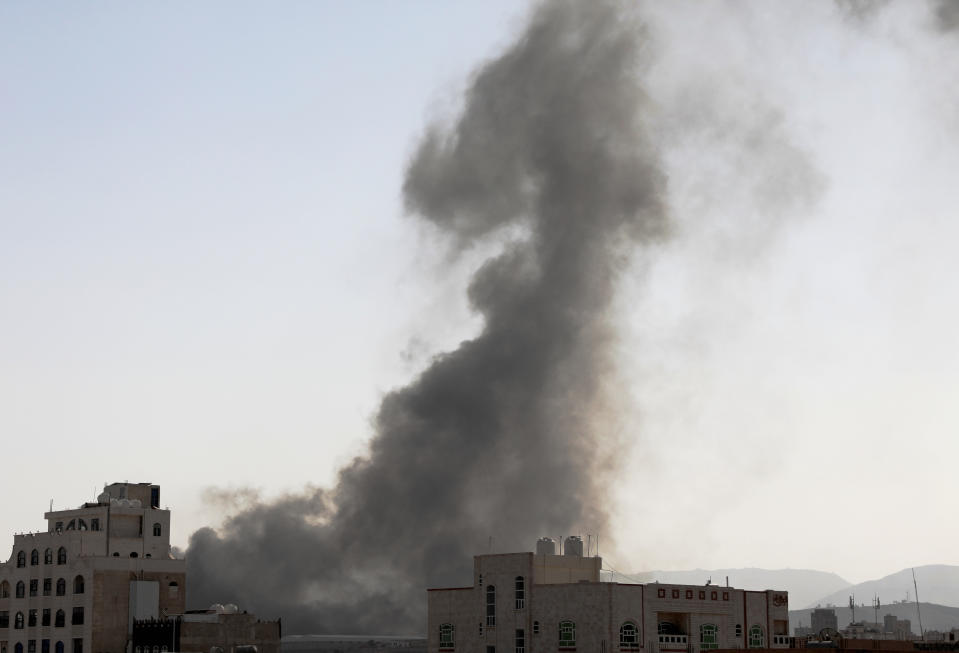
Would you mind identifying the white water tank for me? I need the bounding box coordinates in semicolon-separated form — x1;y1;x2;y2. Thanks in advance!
536;537;556;555
564;536;583;556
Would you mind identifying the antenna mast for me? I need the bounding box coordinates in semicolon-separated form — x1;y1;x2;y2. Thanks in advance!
849;595;856;624
912;568;924;640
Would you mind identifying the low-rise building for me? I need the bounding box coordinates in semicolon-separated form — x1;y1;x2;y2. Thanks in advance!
427;538;790;653
133;605;280;653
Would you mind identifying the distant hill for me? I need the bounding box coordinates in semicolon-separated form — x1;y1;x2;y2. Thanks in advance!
790;601;959;634
810;566;959;610
627;568;851;611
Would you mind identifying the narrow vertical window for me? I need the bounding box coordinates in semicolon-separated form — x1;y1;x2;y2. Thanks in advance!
515;629;525;653
439;623;455;651
514;576;525;609
700;624;718;650
73;576;84;595
57;548;67;565
486;585;496;627
44;549;53;564
56;579;66;596
30;550;39;566
16;582;24;599
559;621;576;649
749;626;764;648
152;523;162;537
16;551;25;568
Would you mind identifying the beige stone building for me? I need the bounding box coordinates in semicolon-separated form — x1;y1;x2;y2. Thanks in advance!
427;539;790;653
0;483;186;653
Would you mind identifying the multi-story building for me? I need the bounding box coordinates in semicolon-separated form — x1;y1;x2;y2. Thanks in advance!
810;609;838;635
427;538;790;653
0;483;186;653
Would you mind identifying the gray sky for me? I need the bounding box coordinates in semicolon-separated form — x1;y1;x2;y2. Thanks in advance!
2;0;958;588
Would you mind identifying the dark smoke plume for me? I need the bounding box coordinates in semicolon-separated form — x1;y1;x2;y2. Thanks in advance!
187;0;667;634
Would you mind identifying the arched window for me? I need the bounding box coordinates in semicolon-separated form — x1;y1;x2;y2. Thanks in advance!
65;520;75;531
56;578;66;596
15;644;23;653
15;611;24;629
700;624;718;650
486;585;496;627
559;620;576;649
749;625;764;648
56;643;64;653
55;610;65;628
73;576;84;594
514;576;525;609
16;551;25;567
533;621;540;635
735;625;742;638
44;548;53;564
0;580;9;597
153;647;159;653
620;622;639;650
129;552;138;558
161;648;167;653
30;549;39;566
77;520;87;531
153;523;162;537
168;582;178;598
439;623;455;650
112;552;119;557
136;648;142;653
57;548;66;565
16;581;25;598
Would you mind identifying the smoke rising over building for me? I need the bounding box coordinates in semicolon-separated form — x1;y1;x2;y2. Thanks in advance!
186;0;666;635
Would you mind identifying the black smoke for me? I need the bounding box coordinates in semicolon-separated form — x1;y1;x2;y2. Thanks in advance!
186;0;667;634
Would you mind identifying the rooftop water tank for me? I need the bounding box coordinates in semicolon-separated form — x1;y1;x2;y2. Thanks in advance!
564;536;583;557
536;537;556;555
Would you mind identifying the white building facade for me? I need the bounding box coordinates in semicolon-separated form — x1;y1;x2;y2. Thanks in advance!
428;548;789;653
0;483;186;653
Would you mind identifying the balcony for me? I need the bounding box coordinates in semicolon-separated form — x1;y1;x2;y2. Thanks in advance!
658;635;688;650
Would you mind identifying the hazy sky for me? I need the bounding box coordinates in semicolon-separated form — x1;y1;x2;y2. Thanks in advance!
3;0;959;588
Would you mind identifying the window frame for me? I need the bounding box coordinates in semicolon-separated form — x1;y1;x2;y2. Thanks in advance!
620;622;639;650
749;625;764;648
559;620;576;649
700;624;719;650
439;623;455;651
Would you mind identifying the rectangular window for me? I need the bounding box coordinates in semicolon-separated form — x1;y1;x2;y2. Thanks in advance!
685;590;693;599
42;642;49;653
711;591;718;600
72;640;82;653
559;621;576;649
43;579;51;597
657;588;665;598
699;591;706;600
71;608;83;626
515;629;525;653
42;610;50;627
29;581;37;597
27;642;35;653
671;589;680;599
0;611;9;628
90;519;100;532
28;611;37;628
486;587;496;627
723;592;729;601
